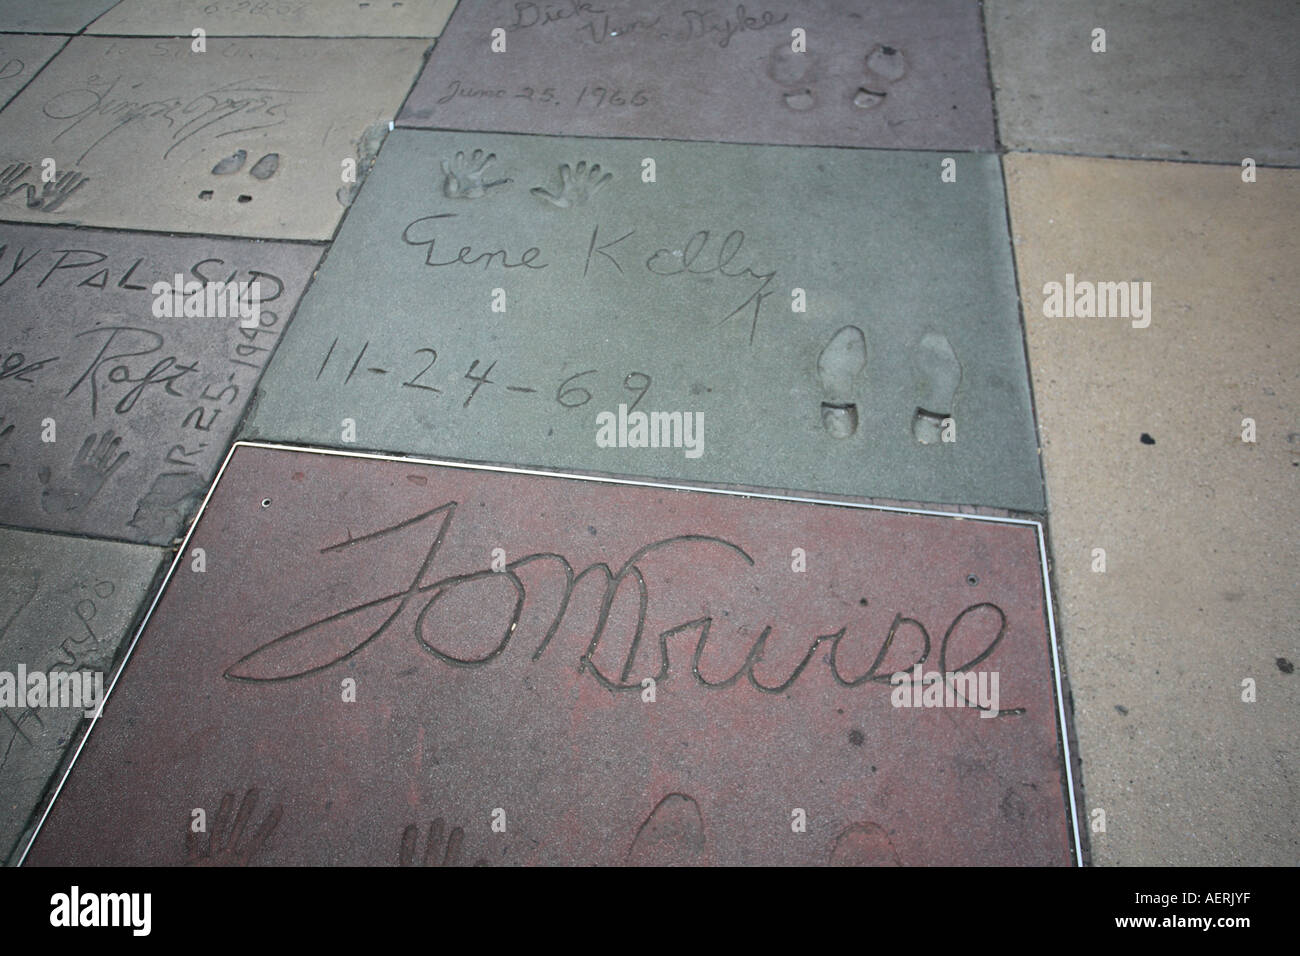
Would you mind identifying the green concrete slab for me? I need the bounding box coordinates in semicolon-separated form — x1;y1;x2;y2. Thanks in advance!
1005;152;1300;865
986;0;1300;165
0;37;428;239
0;0;120;34
87;0;458;37
399;0;996;150
0;222;322;545
0;36;65;111
0;526;163;864
244;129;1044;512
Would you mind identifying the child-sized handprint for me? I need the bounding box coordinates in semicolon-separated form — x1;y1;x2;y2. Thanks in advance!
37;429;129;514
186;788;283;866
29;170;89;212
400;818;488;866
441;149;508;199
530;161;612;209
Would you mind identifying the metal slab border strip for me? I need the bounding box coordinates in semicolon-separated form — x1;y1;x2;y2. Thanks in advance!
19;439;1083;866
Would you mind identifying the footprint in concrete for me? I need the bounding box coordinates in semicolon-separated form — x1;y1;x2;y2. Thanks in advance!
249;153;279;180
627;793;706;865
767;41;822;111
211;149;247;175
817;325;867;439
854;43;906;110
911;331;961;444
829;821;902;866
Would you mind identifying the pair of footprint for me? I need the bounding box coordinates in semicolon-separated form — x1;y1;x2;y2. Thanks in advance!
200;149;279;202
769;42;906;112
817;325;961;443
626;793;903;865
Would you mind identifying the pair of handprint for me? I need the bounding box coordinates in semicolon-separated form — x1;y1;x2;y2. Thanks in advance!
186;788;486;866
0;161;88;212
441;148;612;208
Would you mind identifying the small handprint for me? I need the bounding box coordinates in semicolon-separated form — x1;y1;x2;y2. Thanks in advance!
29;170;89;212
400;818;488;866
530;161;612;209
186;788;283;866
37;430;129;514
0;162;32;199
441;149;508;199
0;415;13;473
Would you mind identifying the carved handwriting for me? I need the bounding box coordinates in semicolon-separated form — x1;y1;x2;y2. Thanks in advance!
225;502;1012;700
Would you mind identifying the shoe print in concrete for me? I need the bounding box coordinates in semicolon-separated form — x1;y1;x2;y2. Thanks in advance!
243;129;1044;512
400;0;995;151
0;37;428;239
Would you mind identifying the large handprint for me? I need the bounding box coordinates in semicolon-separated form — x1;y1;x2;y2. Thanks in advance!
441;149;508;199
37;430;129;514
530;161;612;209
186;788;283;866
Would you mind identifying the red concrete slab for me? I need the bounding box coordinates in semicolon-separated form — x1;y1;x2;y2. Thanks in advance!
24;443;1077;865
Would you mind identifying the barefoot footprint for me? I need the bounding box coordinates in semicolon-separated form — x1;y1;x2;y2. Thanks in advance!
911;330;961;444
817;325;868;439
854;44;906;110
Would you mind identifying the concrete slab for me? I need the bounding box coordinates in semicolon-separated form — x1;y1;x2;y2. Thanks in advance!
87;0;458;38
23;443;1075;865
0;222;321;545
0;0;120;34
986;0;1300;165
398;0;995;151
0;37;429;239
244;129;1044;512
0;526;163;864
0;36;65;112
1004;152;1300;865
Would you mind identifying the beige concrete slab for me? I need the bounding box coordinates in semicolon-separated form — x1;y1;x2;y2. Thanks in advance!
0;0;120;34
87;0;458;38
986;0;1300;165
0;526;164;864
0;36;65;111
1004;152;1299;865
0;37;428;240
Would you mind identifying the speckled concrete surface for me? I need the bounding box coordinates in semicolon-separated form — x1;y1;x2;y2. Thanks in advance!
1005;151;1299;865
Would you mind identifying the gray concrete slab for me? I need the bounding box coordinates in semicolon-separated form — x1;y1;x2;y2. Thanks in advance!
23;444;1073;865
0;0;120;34
0;222;321;545
0;37;429;239
243;129;1044;512
87;0;458;38
0;36;65;111
1006;152;1300;864
986;0;1300;165
0;526;163;865
399;0;995;151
